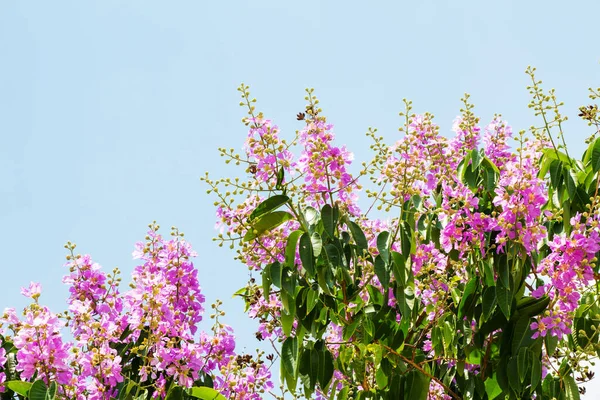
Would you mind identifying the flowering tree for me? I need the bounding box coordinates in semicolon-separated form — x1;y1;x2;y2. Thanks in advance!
205;67;600;399
0;225;273;399
2;67;600;400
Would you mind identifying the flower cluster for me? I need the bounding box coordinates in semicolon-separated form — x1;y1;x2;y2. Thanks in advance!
243;117;294;186
297;118;360;216
531;213;600;339
2;286;72;386
0;225;273;399
492;139;548;254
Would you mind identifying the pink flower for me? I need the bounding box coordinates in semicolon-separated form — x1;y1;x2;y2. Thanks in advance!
20;282;42;299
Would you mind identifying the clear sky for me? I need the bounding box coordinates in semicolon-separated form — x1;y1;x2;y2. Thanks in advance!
1;0;599;395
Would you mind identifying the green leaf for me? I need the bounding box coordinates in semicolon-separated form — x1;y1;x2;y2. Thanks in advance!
282;336;299;391
482;286;497;322
391;251;408;286
310;347;319;389
318;348;334;390
306;288;318;314
458;277;478;319
5;381;32;397
166;386;184;400
512;316;532;354
563;374;581;400
285;230;303;268
281;310;294;337
517;295;550;318
564;167;577;198
249;195;289;222
549;159;564;189
531;352;542;392
517;347;529;383
346;220;368;253
405;370;430;400
376;231;390;262
466;348;482;365
321;204;338;239
47;382;57;400
396;285;415;323
299;233;315;277
311;232;323;257
262;264;272;300
496;284;512;319
400;223;413;257
270;261;282;289
244;211;294;241
471;148;482;169
507;356;522;394
545;334;558;357
29;380;48;400
592;137;600;173
374;255;390;290
343;318;361;341
497;258;510;289
188;387;228;400
276;166;285;189
484;375;503;400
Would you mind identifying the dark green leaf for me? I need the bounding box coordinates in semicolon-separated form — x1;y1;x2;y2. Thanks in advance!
512;316;532;354
564;167;577;198
458;277;478;319
306;288;318;314
270;262;282;289
482;286;497;322
318;348;334;390
405;370;430;400
517;348;529;383
549;160;563;189
300;233;315;277
47;382;56;400
347;220;368;253
517;295;550;318
276;166;285;189
530;352;542;392
282;336;299;391
374;255;390;290
244;211;294;241
496;284;512;319
545;334;558;357
29;380;48;400
166;386;184;400
310;348;319;390
321;204;338;239
249;195;289;222
400;223;413;257
507;356;522;394
497;258;510;289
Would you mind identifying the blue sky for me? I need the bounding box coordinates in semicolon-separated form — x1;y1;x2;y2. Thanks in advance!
1;0;599;393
